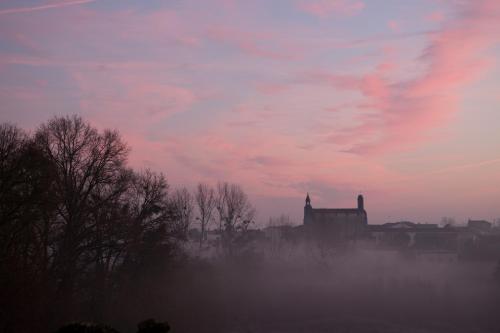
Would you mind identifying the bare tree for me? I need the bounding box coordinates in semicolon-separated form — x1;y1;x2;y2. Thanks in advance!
0;124;54;330
265;215;294;257
215;182;256;256
34;115;129;314
0;124;28;228
0;125;57;289
195;183;216;250
268;214;293;228
0;117;190;330
118;169;180;273
170;187;194;241
126;169;170;237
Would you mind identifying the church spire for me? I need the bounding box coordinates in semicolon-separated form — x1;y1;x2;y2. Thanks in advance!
305;192;311;206
357;194;364;210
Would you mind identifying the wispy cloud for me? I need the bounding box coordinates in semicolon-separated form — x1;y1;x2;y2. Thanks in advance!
206;25;302;61
1;0;499;223
302;0;500;155
297;0;365;18
0;0;98;16
427;157;500;176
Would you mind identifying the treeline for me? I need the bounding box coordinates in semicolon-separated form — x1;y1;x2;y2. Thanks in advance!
0;116;255;333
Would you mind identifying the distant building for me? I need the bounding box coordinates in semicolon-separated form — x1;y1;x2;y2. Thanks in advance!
303;193;367;240
367;221;458;251
467;219;492;232
365;219;500;261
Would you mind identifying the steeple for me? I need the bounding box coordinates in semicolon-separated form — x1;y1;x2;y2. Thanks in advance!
357;194;364;211
304;192;313;225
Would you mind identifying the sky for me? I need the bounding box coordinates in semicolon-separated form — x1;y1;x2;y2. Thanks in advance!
1;0;500;225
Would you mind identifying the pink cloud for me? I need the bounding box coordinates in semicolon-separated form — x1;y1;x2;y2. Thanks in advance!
248;155;292;168
298;0;365;18
426;11;445;22
255;83;289;95
303;0;500;154
206;25;301;61
2;0;500;223
387;20;400;32
72;69;199;133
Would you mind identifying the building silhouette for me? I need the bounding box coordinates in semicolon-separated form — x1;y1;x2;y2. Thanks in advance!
300;193;500;261
303;193;367;240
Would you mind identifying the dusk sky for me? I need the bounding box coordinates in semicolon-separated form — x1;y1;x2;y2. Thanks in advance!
1;0;500;225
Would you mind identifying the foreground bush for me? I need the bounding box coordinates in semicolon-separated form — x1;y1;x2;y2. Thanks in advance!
137;319;170;333
55;319;170;333
55;322;119;333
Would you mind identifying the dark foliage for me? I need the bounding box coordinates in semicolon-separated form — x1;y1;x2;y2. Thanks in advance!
137;319;170;333
55;322;120;333
0;117;188;333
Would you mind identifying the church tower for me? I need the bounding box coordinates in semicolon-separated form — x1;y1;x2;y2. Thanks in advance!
357;194;364;211
303;193;313;225
357;194;368;226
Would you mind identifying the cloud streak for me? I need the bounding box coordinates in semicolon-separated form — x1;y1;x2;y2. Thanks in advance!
0;0;98;16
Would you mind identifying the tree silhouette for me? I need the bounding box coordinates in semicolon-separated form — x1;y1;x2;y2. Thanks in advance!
215;182;255;257
0;117;191;331
34;116;129;318
195;183;216;250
